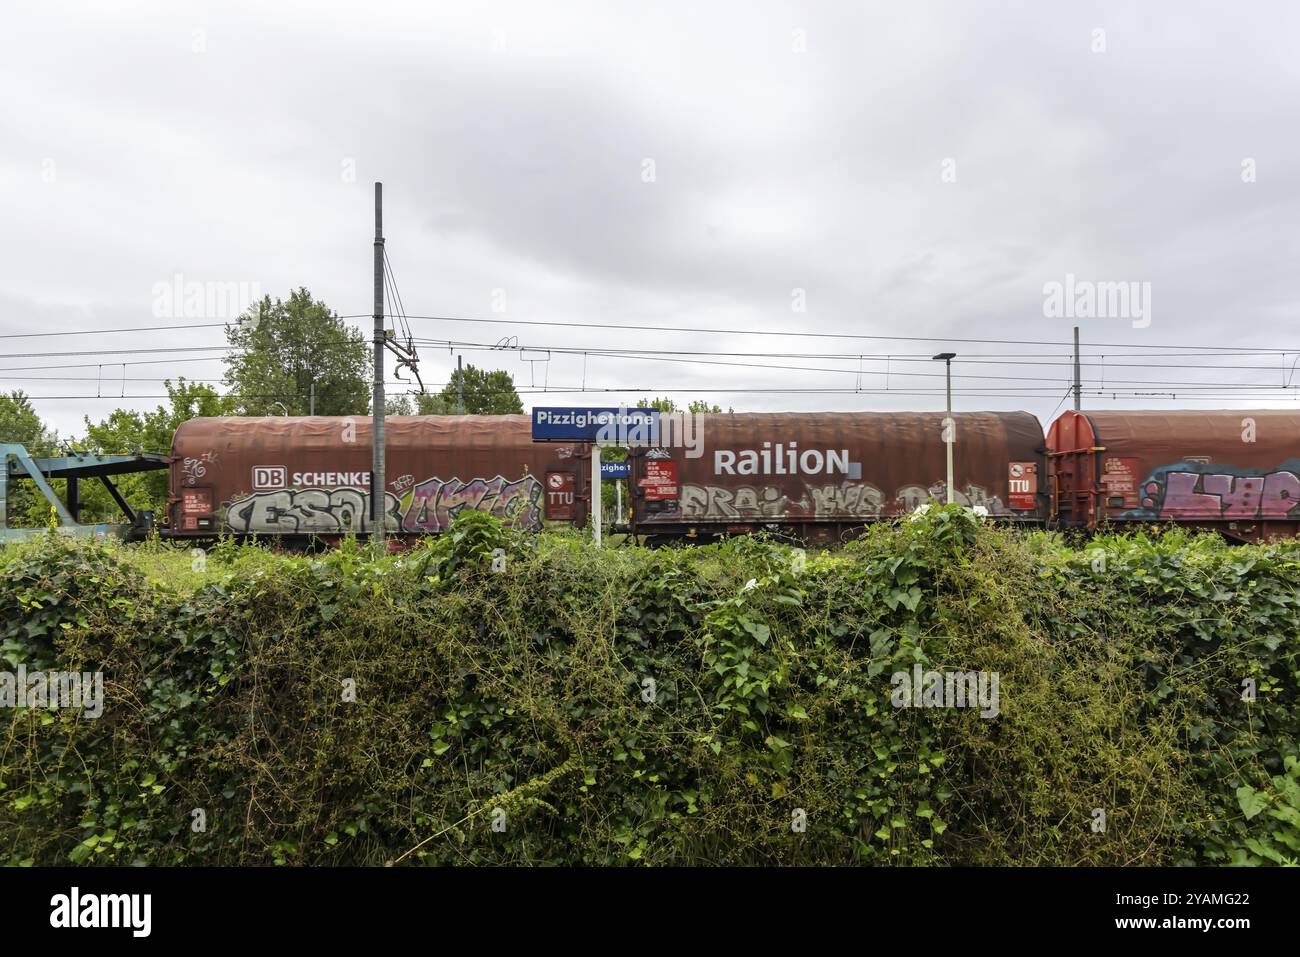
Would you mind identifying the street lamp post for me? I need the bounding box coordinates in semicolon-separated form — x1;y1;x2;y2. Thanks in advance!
932;352;957;505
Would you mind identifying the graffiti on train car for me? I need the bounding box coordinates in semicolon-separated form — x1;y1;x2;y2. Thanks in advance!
181;450;218;487
678;481;1006;520
226;487;403;533
681;484;811;519
400;474;542;533
224;474;544;534
894;483;1004;514
1127;463;1300;521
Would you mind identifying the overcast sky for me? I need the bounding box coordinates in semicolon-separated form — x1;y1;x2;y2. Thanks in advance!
4;0;1300;441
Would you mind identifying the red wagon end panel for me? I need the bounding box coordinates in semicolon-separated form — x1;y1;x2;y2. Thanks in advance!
1046;409;1300;540
1045;410;1099;528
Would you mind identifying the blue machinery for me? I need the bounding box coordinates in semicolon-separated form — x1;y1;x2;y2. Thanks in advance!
0;444;170;544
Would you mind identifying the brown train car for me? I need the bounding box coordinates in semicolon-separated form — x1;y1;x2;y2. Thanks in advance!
1046;409;1300;542
167;415;591;540
628;411;1045;544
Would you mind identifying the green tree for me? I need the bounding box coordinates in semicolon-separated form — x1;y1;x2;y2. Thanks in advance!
0;391;58;527
0;390;56;452
78;379;231;523
637;396;730;414
224;288;369;416
414;364;524;415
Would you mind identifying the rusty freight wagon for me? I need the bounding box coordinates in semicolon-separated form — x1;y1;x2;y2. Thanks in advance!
167;415;591;541
627;411;1045;544
1046;409;1300;542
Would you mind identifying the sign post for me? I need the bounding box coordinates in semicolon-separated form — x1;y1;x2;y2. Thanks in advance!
591;444;601;547
599;460;630;531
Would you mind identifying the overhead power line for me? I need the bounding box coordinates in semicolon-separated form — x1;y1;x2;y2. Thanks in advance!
0;322;229;340
7;310;1300;415
340;312;1300;354
13;386;1300;402
6;312;1299;360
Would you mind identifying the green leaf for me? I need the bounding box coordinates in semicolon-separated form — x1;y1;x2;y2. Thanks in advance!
68;843;93;864
1237;786;1269;820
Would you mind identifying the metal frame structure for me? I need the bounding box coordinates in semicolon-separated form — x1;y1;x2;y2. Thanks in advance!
0;444;170;543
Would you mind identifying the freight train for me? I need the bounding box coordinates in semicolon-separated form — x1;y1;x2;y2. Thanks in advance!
158;408;1300;545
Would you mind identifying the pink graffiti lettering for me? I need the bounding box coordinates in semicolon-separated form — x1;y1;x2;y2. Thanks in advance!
1261;471;1300;514
402;474;542;533
1153;470;1300;520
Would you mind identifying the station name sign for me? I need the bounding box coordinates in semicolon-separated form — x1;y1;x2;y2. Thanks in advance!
600;461;631;479
531;407;659;443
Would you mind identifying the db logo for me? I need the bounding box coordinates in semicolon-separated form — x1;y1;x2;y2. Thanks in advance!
548;474;565;489
252;466;286;490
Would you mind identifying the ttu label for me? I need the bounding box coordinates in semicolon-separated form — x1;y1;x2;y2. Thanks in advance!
1008;462;1037;510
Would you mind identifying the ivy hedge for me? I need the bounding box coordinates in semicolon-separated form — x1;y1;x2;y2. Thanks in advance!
1;508;1297;866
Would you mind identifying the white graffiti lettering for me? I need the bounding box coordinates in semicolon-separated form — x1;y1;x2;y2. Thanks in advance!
681;484;810;519
182;450;217;487
679;481;1006;521
226;488;401;534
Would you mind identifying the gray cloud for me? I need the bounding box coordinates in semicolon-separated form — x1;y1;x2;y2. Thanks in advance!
3;0;1300;440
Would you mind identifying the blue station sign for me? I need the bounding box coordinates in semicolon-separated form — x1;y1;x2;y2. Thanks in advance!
600;461;631;479
531;407;660;443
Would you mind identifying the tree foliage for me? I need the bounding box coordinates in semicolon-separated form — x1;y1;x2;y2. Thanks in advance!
385;395;414;416
413;364;524;415
223;288;369;416
638;396;730;414
0;391;59;528
0;390;55;453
